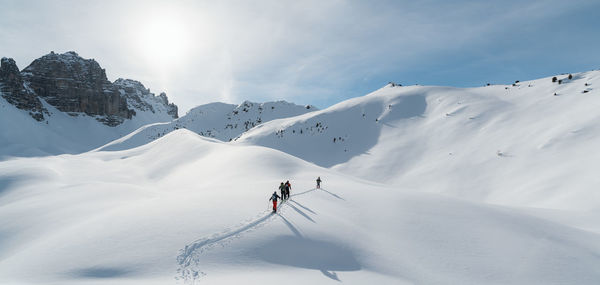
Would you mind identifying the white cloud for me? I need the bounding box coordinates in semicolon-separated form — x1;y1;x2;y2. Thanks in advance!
1;0;598;112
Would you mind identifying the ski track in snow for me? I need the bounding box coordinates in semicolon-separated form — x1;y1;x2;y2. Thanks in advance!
176;188;319;283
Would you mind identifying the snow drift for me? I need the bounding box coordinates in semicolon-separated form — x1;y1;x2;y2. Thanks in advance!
2;130;600;285
2;70;600;284
236;71;600;210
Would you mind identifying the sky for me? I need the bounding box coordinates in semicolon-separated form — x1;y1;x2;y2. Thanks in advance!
1;0;599;113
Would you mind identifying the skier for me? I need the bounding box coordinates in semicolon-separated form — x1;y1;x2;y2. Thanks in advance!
316;176;322;189
269;191;281;213
285;180;291;199
279;182;286;200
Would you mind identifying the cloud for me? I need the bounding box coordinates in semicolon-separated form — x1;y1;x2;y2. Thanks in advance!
1;0;599;112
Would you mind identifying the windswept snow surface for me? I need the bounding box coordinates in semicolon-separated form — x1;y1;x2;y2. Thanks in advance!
236;71;600;210
3;71;600;284
1;130;600;284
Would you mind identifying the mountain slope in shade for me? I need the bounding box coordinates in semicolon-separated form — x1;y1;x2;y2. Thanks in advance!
235;71;600;209
0;94;169;158
0;78;178;158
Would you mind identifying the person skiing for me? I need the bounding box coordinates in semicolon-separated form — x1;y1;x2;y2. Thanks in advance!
269;191;281;213
285;180;291;199
316;177;322;189
279;182;286;200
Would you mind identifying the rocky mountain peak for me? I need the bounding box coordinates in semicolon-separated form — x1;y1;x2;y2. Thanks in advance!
23;51;111;91
2;50;179;126
114;78;148;92
1;57;21;82
19;51;133;126
114;78;178;119
0;57;45;121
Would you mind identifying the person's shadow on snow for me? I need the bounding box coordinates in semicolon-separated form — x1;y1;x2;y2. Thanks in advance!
320;269;340;281
252;214;360;281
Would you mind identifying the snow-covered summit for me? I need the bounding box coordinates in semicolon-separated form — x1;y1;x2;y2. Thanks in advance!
3;69;600;284
98;100;317;151
180;100;317;140
236;70;600;209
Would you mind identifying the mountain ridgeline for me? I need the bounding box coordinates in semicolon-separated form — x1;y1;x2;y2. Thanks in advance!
0;51;318;157
1;51;178;126
98;100;318;151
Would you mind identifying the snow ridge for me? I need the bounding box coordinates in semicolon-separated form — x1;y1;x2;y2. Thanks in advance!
3;70;600;285
235;70;600;209
98;100;317;151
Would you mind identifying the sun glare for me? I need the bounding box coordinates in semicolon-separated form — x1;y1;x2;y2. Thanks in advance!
137;16;191;69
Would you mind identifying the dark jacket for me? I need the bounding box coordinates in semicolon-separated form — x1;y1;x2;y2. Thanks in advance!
270;193;281;201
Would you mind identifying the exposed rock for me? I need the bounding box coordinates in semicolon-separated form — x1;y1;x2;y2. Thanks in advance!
1;51;179;126
114;78;178;119
21;51;133;125
159;92;179;119
0;57;45;121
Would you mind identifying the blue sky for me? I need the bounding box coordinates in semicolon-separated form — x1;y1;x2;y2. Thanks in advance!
1;0;599;112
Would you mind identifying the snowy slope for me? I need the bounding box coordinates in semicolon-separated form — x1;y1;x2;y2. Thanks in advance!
98;100;316;151
236;71;600;210
0;94;174;158
3;70;600;285
0;51;178;158
2;130;600;285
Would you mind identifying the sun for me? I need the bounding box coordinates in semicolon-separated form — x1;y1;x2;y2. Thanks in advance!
137;16;191;69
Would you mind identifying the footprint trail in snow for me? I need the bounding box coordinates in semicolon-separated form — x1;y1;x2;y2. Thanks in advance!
176;188;319;282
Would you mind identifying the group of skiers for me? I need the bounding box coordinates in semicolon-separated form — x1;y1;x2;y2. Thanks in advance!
281;181;292;200
269;181;290;213
269;177;323;213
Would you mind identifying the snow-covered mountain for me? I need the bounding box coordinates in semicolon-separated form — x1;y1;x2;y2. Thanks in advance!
2;68;600;285
2;130;600;285
0;51;179;157
236;70;600;209
0;51;318;157
98;100;316;151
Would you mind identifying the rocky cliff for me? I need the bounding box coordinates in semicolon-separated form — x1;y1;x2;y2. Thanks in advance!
0;58;45;121
114;78;178;119
21;51;132;126
0;51;178;126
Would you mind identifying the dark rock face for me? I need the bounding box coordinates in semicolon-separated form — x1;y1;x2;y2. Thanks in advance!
114;78;152;112
21;51;133;125
0;57;45;121
1;51;179;126
159;92;179;119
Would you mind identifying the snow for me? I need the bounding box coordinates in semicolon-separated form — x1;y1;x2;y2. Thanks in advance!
0;95;175;158
98;100;316;151
2;71;600;284
236;71;600;209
